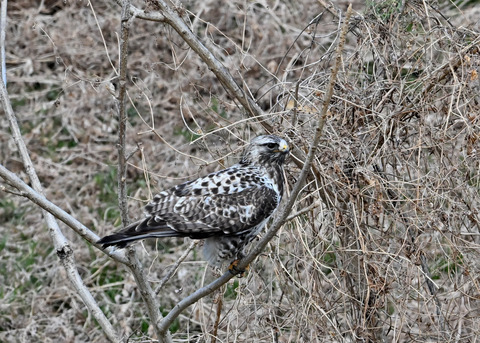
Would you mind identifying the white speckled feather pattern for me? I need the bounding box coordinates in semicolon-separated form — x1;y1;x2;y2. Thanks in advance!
98;135;289;268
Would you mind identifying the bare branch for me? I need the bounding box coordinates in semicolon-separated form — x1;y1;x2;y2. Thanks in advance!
0;161;174;342
147;0;267;125
115;0;166;22
0;163;127;263
0;0;6;84
124;249;174;343
117;0;132;226
111;3;173;341
155;241;199;294
0;75;121;341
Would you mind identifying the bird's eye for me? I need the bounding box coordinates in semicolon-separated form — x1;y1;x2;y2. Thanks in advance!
265;142;277;149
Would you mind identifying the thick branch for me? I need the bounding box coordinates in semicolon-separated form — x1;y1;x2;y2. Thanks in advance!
149;0;266;122
0;78;121;340
115;0;166;22
0;164;128;264
124;249;173;343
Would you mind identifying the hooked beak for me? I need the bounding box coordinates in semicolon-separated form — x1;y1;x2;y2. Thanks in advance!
275;142;289;154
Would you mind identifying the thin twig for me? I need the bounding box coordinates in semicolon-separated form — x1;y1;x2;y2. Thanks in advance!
286;200;321;221
0;184;22;196
0;0;7;84
155;241;199;294
115;0;166;22
211;287;224;343
421;36;480;97
117;0;132;226
373;166;449;335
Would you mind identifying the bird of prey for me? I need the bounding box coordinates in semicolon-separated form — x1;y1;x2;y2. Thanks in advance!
98;135;289;270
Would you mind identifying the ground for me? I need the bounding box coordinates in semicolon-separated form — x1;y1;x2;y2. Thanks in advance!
1;0;480;342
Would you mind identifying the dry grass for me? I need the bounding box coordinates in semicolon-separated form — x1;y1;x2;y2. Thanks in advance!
1;0;480;342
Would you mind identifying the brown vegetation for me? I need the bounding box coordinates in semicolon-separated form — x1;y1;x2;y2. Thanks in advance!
1;0;480;342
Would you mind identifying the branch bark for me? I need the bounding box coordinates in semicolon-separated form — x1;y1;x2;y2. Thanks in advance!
147;0;267;123
124;249;173;343
0;164;127;263
117;0;132;225
113;3;173;341
0;0;7;84
0;79;121;341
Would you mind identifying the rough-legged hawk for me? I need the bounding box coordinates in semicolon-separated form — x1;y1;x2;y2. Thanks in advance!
98;135;289;269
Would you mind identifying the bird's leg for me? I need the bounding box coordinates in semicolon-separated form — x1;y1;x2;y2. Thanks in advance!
228;259;249;277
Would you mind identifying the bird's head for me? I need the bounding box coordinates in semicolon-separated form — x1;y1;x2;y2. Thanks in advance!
240;135;290;166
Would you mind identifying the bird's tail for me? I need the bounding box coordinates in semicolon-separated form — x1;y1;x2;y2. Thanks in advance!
97;219;182;249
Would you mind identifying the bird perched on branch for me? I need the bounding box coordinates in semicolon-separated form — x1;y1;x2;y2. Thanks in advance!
98;135;289;271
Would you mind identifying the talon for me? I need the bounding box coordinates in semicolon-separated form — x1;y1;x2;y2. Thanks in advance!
228;260;249;277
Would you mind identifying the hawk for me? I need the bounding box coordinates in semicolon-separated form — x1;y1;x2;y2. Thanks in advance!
98;135;289;269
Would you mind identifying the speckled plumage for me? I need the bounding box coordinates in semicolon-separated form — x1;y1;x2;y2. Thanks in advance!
98;135;289;268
